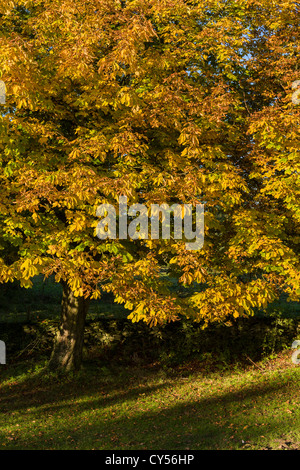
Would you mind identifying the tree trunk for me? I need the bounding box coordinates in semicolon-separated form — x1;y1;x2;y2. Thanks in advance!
48;281;89;372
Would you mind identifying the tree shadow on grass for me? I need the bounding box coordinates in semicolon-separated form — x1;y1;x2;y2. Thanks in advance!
0;360;175;413
0;361;299;450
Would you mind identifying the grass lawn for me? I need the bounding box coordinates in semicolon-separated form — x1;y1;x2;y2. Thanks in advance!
0;351;299;450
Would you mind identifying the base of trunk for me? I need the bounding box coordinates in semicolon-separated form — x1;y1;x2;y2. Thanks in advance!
48;281;89;372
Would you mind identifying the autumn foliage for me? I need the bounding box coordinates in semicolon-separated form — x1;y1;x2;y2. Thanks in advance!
0;0;299;368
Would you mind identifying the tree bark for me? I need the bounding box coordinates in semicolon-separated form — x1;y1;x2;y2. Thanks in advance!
48;281;90;372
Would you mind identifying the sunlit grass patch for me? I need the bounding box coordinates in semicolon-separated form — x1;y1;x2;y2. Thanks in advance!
0;351;299;450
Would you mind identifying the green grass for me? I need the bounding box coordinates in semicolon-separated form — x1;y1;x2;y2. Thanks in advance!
0;351;299;450
1;276;299;450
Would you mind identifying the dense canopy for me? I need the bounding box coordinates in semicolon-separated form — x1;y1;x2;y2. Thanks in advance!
0;0;299;368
